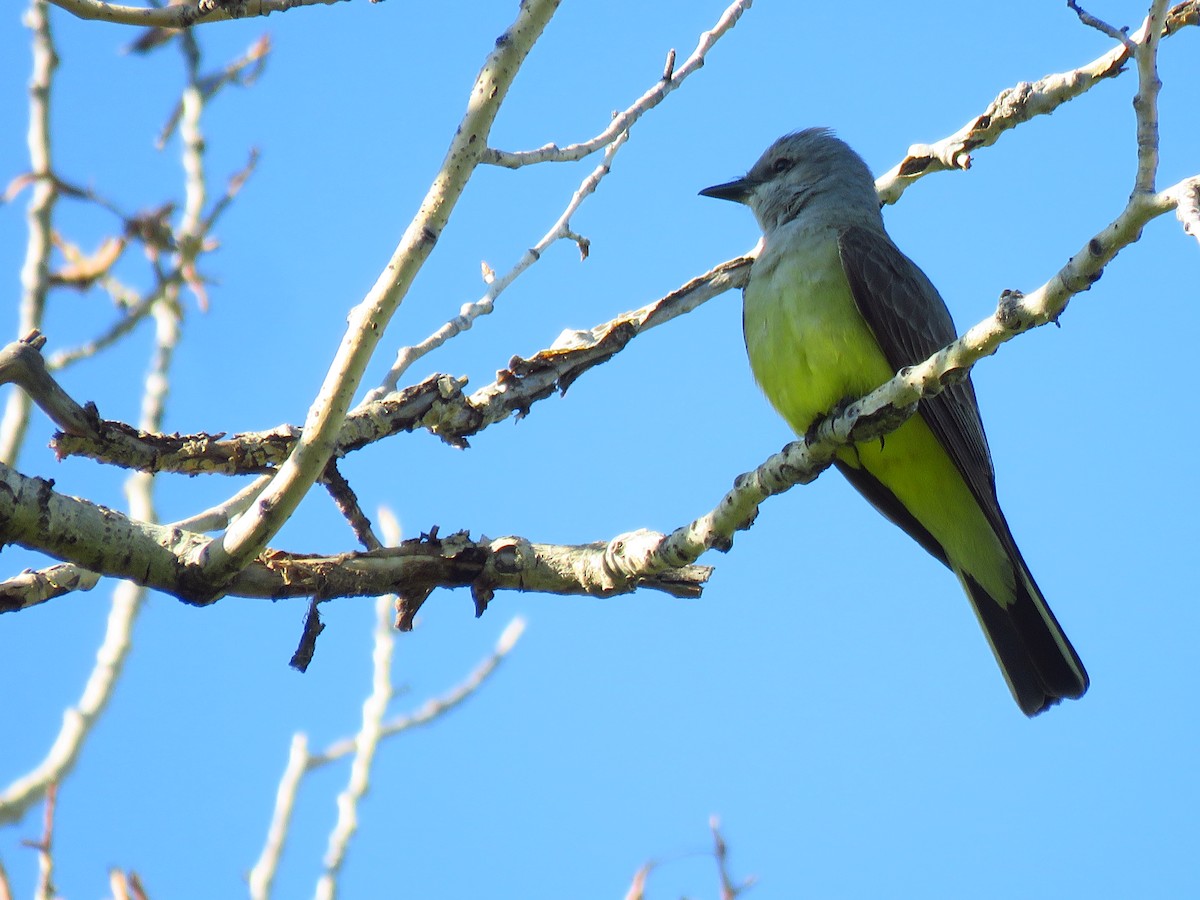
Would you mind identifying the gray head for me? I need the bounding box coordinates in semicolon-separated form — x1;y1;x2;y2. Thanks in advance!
700;128;883;233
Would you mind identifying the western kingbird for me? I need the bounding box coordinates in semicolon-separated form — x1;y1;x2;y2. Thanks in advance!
700;128;1088;715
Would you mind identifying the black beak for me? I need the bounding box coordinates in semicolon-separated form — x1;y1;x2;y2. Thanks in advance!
699;177;752;204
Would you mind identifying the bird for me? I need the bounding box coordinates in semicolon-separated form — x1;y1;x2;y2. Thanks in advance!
699;128;1088;716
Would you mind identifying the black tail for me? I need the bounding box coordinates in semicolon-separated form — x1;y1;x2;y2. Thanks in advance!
835;457;1088;716
959;551;1089;717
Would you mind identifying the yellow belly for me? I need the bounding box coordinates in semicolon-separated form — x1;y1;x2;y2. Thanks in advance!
743;231;1014;602
743;233;889;430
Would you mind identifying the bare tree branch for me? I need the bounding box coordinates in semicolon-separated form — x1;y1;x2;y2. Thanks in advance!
0;332;99;438
366;127;633;402
1132;0;1169;194
0;456;712;607
49;0;343;29
312;507;399;900
29;783;58;900
482;0;752;168
1068;0;1139;48
0;27;221;831
51;255;751;471
201;0;563;594
874;0;1197;204
711;816;754;900
0;0;58;467
248;615;526;900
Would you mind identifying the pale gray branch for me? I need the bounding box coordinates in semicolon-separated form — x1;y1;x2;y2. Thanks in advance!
0;126;190;826
1;0;59;467
313;510;400;900
248;617;525;900
874;0;1197;204
483;0;752;167
52;255;752;470
0;461;711;605
49;0;342;28
365;128;633;403
0;333;98;438
1132;0;1169;194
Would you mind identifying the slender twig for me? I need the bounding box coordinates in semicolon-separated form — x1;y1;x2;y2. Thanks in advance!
247;733;309;900
45;290;161;370
312;511;398;900
1132;0;1169;194
248;616;525;900
316;618;526;768
0;27;195;827
202;146;259;233
623;863;652;900
482;0;751;168
322;462;382;550
29;783;58;900
1068;0;1138;48
366;128;632;402
874;1;1195;204
107;869;149;900
710;816;754;899
1;0;58;467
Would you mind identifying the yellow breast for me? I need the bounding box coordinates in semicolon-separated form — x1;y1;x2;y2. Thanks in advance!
743;226;893;434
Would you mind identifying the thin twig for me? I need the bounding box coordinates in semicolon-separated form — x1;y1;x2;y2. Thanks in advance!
248;615;524;900
308;617;526;767
1132;0;1169;194
710;816;754;899
0;25;197;827
874;1;1196;204
29;783;58;900
322;462;382;551
482;0;751;168
247;733;309;900
366;128;632;401
45;290;159;370
1;0;59;467
312;511;399;900
1068;0;1138;48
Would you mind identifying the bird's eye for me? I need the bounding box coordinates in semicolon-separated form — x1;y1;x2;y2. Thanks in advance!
771;156;793;174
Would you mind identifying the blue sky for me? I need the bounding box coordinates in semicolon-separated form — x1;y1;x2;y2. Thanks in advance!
1;1;1198;897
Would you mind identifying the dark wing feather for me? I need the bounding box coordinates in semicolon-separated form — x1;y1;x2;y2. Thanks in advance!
836;226;1089;713
835;224;1008;539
